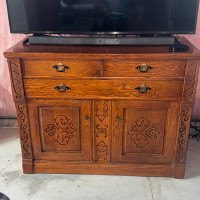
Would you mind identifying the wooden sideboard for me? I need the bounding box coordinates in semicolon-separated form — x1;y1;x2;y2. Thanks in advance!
4;37;200;178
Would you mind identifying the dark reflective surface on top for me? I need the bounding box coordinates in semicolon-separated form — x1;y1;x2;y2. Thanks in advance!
7;0;199;34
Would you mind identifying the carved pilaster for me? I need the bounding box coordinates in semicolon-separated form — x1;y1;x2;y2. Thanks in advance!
15;100;33;173
8;59;25;102
8;59;33;173
16;103;33;159
182;60;199;104
175;106;192;163
93;100;111;162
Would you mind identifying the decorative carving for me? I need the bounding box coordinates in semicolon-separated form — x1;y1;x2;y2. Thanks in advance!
128;117;161;148
96;125;108;138
10;62;24;100
176;107;190;161
95;100;108;122
45;115;77;145
96;140;108;161
94;100;110;162
132;117;150;132
184;62;197;102
17;104;31;158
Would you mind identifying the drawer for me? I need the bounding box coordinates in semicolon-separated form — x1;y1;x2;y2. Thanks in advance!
24;79;183;100
103;60;186;77
21;59;102;77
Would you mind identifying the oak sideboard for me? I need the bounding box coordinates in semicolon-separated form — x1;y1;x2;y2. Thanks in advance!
4;37;199;178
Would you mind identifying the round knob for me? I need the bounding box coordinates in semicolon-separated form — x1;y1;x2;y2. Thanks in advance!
85;116;89;120
116;116;120;122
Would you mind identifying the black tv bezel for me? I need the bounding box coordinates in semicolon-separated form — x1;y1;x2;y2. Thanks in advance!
6;0;200;35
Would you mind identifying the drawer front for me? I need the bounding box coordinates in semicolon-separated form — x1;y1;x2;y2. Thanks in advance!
21;59;102;77
24;79;183;100
103;60;186;77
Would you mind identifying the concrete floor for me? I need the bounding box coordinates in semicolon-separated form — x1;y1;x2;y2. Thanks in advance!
0;128;200;200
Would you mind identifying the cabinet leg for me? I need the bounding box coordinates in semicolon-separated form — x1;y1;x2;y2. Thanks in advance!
174;163;185;179
22;159;33;174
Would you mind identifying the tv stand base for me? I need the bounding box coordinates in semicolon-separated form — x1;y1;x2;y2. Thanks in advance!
5;36;198;178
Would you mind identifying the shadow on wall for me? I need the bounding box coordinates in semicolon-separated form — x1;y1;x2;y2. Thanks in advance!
0;84;16;117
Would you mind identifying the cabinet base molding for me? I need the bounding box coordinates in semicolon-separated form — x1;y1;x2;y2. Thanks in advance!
32;161;184;178
173;163;185;179
22;159;33;174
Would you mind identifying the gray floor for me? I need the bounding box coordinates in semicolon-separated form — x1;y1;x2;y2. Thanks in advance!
0;128;200;200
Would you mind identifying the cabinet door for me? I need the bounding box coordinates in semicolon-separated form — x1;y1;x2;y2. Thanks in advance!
28;99;92;161
112;100;179;163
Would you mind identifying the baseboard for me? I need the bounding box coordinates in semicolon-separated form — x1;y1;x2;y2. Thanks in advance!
0;118;17;128
190;121;200;140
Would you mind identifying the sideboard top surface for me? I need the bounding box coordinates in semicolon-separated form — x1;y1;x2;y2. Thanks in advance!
4;36;200;59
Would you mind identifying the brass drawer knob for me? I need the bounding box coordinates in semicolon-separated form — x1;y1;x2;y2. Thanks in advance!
135;84;151;94
54;84;70;93
52;63;69;72
136;63;152;73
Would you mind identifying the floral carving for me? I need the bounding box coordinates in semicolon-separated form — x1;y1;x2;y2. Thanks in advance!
17;104;31;158
10;62;24;100
176;107;190;161
128;117;161;148
184;62;197;102
45;115;77;145
96;140;108;161
95;100;108;122
131;117;150;132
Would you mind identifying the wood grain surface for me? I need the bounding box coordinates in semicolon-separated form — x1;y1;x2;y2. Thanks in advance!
22;59;102;77
104;60;186;77
28;99;92;161
23;79;183;100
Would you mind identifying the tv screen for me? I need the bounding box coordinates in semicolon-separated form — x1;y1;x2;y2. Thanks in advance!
6;0;199;35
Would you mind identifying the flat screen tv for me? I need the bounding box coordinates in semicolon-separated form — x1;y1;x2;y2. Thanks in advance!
6;0;200;35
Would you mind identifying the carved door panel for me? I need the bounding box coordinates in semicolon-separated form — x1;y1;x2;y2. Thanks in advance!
28;99;92;161
112;100;179;163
